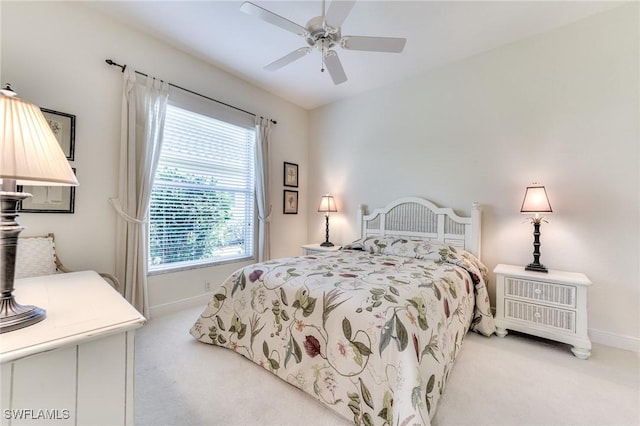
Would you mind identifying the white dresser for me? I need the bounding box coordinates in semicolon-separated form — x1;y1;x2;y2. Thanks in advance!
493;264;592;359
0;271;145;425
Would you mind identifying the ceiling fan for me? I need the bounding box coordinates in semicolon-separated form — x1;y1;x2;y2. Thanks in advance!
240;0;407;85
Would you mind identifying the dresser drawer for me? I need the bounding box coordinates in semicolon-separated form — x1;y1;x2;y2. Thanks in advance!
504;299;576;333
504;276;576;308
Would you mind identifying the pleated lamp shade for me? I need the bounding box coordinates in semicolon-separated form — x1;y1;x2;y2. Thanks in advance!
1;89;78;187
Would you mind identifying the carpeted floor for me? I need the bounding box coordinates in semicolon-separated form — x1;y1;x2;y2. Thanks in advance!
135;306;639;426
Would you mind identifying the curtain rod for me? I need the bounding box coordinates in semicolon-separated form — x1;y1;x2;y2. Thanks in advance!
105;59;276;125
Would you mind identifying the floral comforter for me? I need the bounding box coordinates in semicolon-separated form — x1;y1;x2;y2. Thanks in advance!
190;237;495;425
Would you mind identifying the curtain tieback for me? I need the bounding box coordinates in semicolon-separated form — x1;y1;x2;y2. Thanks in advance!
109;198;147;224
258;204;273;223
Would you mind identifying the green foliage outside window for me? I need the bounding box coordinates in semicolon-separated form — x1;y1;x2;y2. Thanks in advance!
149;166;239;267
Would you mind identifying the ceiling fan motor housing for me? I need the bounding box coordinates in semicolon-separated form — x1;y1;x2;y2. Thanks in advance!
305;16;340;50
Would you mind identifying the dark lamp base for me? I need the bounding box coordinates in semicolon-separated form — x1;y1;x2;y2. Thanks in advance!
525;263;548;273
526;220;548;273
320;241;334;247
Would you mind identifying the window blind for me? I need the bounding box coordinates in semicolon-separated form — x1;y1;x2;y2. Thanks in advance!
149;104;256;271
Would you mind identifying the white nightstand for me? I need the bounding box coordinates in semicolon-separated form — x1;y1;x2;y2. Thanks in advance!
302;243;342;255
493;264;592;359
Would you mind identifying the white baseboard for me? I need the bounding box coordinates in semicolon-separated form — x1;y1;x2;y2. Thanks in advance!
590;328;640;353
149;293;211;319
490;307;639;353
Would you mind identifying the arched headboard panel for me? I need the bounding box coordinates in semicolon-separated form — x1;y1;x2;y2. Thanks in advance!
357;197;482;258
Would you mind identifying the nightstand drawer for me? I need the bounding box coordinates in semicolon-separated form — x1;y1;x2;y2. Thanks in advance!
504;276;576;308
504;299;576;332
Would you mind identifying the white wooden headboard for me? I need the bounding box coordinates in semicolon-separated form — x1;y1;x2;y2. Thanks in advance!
357;197;482;258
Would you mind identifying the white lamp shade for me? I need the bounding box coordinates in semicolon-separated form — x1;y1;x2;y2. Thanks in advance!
521;185;552;213
318;195;337;213
1;92;78;186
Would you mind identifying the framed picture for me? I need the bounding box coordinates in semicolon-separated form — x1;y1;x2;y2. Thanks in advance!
18;168;76;213
41;108;76;161
283;190;298;214
284;162;298;188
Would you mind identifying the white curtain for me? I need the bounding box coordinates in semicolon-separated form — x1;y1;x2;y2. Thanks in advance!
111;68;168;318
255;117;273;262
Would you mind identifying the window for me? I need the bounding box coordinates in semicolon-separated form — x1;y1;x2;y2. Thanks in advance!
149;101;256;271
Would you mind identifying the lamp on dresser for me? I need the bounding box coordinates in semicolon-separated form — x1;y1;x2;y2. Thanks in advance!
520;183;552;273
0;84;79;333
317;194;337;247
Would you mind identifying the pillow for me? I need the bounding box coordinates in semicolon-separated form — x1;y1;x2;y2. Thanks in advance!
341;240;364;251
377;237;489;288
345;236;485;268
389;238;460;262
345;236;489;291
344;236;451;260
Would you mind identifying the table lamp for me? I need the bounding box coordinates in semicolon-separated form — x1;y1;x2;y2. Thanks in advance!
521;184;552;273
0;84;79;333
317;195;337;247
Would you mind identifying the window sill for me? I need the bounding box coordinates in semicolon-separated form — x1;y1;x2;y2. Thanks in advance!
148;255;255;276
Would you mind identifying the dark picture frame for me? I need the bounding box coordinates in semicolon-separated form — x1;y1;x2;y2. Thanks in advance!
18;168;76;214
283;190;298;214
283;162;298;188
41;108;76;161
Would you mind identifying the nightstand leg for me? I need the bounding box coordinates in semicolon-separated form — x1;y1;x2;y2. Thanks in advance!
570;346;591;360
496;327;508;338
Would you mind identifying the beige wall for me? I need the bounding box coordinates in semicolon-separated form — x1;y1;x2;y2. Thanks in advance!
1;1;310;313
308;4;639;349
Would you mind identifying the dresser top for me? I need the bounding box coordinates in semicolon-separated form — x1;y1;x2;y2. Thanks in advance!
494;264;592;286
0;271;145;363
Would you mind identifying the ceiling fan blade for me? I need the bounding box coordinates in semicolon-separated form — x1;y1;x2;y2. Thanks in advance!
265;47;312;71
324;51;347;85
325;0;356;29
240;2;308;37
342;35;406;53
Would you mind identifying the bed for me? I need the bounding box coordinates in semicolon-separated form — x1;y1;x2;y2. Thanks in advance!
190;197;495;425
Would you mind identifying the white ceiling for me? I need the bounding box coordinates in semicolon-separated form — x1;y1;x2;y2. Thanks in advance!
87;1;622;110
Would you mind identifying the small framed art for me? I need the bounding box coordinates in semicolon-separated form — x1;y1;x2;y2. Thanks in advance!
18;168;76;213
283;190;298;214
41;108;76;161
284;162;298;188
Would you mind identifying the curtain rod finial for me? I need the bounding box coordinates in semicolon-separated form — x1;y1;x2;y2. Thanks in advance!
105;59;126;72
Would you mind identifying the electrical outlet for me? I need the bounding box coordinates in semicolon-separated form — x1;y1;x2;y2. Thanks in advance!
204;281;212;292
